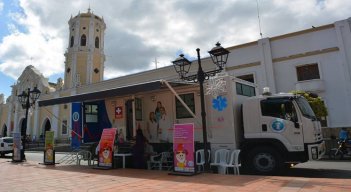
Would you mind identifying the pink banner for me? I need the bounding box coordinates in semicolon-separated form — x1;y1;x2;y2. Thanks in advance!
98;128;117;168
173;123;195;173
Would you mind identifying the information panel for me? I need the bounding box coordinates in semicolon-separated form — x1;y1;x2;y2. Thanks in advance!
44;131;55;164
98;128;117;168
173;123;195;173
12;132;21;161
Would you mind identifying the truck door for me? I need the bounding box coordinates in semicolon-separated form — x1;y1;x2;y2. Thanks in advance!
260;98;304;151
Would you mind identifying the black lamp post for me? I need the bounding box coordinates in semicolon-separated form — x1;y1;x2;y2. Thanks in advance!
17;86;41;161
172;42;230;171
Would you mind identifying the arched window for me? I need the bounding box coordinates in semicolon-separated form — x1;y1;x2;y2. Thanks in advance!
80;34;86;46
95;37;99;48
70;36;74;47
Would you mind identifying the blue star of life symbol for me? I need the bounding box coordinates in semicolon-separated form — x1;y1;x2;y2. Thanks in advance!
212;96;228;111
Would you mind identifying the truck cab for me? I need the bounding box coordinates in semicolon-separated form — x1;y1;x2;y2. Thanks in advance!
242;93;325;174
206;74;325;174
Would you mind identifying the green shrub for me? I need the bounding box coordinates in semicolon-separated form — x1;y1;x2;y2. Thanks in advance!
290;90;328;119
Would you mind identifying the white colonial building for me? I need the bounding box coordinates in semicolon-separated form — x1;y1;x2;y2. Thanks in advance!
0;9;350;143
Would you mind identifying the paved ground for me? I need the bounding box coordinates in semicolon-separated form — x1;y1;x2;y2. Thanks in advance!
0;158;350;192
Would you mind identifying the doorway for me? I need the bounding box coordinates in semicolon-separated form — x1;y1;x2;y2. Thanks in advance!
125;100;134;140
83;100;111;143
43;119;51;138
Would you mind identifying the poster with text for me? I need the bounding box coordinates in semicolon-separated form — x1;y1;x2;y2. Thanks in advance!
44;131;55;164
173;123;195;173
98;128;118;168
12;132;21;161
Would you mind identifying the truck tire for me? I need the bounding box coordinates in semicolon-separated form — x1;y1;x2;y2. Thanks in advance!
247;146;283;175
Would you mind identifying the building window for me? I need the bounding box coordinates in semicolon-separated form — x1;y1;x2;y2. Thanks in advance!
85;104;98;123
62;120;68;135
237;74;254;83
80;34;86;46
236;82;256;97
95;37;99;48
176;93;195;119
70;36;74;47
296;63;320;81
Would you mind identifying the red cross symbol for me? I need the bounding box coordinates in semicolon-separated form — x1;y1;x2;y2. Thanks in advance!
115;106;123;119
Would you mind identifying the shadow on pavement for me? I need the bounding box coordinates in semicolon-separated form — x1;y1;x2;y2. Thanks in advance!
282;167;351;178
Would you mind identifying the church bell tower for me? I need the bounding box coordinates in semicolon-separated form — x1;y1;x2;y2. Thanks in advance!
64;8;106;89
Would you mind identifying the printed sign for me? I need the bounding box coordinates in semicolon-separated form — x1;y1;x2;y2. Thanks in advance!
12;132;21;161
98;128;118;168
71;102;82;149
271;118;285;132
44;131;55;164
115;106;123;119
173;123;195;173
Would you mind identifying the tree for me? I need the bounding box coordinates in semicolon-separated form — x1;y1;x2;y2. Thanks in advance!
291;90;328;119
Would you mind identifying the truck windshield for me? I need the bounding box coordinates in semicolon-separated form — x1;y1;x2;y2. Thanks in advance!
295;97;317;120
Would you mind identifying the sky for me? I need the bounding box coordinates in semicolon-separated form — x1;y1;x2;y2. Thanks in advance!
0;0;350;100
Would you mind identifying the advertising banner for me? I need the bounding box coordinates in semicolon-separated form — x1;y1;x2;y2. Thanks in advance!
12;132;21;161
44;131;55;164
71;102;82;149
98;128;118;168
173;123;195;173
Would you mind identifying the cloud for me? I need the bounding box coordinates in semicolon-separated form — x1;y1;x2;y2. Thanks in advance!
0;1;3;13
0;0;65;79
0;0;350;83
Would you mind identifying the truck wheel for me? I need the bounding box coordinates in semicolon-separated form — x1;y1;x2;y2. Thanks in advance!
247;147;283;175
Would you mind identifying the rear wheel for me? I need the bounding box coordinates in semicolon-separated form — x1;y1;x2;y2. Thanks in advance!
247;147;283;175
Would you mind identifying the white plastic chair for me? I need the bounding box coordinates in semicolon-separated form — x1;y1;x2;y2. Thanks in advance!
148;152;173;170
210;149;230;173
221;149;241;175
196;149;211;172
76;150;92;166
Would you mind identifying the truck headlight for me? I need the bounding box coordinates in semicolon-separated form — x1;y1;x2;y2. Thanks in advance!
311;147;318;160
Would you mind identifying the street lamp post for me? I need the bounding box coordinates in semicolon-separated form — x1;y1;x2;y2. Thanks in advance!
172;42;230;171
17;86;41;161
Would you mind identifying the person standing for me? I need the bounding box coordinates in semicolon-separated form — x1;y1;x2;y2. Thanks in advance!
132;129;146;169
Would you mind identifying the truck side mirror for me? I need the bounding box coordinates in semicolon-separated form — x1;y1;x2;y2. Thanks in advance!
290;114;299;128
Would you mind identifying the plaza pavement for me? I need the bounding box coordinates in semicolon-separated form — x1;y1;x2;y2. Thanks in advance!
0;158;350;192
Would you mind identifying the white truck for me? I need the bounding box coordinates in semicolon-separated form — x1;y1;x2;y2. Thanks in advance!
206;75;325;174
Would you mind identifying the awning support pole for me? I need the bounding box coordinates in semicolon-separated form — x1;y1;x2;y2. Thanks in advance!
161;80;196;118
